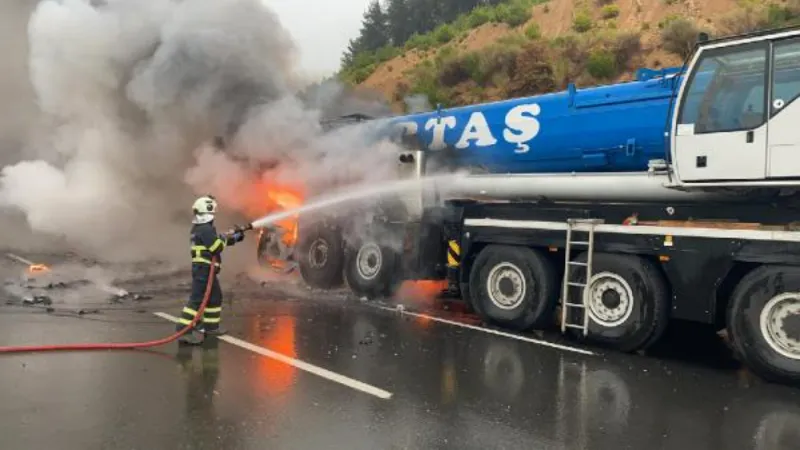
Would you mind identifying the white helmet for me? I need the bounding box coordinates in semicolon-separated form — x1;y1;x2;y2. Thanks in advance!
192;195;217;224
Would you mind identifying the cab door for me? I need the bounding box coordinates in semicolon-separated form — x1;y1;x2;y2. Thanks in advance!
673;41;769;182
766;37;800;179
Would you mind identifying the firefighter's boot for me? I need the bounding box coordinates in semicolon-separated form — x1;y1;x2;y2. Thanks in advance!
178;331;204;346
202;324;227;336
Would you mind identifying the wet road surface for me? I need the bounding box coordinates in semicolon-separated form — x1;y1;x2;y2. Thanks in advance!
2;285;800;450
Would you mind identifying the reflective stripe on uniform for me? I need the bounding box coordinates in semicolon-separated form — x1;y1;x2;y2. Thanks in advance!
178;306;199;325
203;306;222;323
208;238;226;252
191;256;220;266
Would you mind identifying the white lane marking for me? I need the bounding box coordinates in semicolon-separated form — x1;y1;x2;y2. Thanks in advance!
153;312;393;400
372;305;596;356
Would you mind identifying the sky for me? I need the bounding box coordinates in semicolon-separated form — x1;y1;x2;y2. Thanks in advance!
264;0;373;81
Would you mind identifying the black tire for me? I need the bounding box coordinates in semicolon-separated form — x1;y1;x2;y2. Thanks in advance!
565;253;669;353
727;265;800;386
296;223;345;289
468;245;559;331
344;238;401;300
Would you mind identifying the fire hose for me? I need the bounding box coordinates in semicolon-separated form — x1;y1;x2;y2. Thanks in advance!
0;224;253;354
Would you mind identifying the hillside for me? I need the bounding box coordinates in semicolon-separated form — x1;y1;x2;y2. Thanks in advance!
342;0;800;112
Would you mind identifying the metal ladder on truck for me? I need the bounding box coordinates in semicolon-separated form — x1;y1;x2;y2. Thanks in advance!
560;218;604;335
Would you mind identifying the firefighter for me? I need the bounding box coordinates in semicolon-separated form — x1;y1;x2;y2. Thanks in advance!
176;194;246;345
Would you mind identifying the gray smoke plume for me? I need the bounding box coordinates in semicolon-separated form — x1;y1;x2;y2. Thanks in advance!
0;0;406;265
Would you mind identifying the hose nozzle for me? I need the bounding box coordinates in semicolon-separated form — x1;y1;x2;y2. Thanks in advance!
233;223;254;233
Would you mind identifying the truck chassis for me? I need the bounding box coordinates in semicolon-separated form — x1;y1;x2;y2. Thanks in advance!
265;197;800;387
432;199;800;386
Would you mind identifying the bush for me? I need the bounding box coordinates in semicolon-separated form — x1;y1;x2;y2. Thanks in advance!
494;2;531;27
375;45;400;63
601;4;620;19
524;22;541;39
438;52;481;86
433;24;455;44
405;33;436;51
409;61;453;107
587;51;617;79
661;17;701;59
506;42;557;96
573;13;593;32
475;44;519;84
658;14;682;29
612;31;641;69
468;6;493;27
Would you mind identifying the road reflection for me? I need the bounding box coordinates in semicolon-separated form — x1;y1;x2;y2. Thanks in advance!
251;315;298;397
219;294;800;449
347;300;800;450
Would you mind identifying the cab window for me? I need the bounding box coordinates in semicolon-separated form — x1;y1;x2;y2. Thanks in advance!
677;43;768;134
771;38;800;117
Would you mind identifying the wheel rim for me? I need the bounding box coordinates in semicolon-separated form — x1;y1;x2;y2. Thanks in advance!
486;262;527;310
356;243;382;281
307;238;329;269
585;272;634;328
759;293;800;361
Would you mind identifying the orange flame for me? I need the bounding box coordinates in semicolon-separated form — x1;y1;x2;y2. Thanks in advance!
27;264;50;274
397;280;448;301
249;180;305;247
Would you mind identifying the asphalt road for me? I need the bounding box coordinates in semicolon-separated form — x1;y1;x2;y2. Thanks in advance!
1;272;800;450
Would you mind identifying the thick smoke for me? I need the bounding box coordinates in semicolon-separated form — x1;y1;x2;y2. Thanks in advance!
0;0;406;264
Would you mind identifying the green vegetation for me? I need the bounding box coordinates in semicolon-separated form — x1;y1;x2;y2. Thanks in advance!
572;11;593;33
341;0;800;113
339;0;547;84
524;22;541;39
601;4;620;19
400;27;642;109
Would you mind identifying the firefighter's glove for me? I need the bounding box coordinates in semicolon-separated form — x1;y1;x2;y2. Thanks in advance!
233;231;245;242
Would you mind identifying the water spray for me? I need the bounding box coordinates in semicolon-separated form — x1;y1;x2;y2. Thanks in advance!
249;172;467;229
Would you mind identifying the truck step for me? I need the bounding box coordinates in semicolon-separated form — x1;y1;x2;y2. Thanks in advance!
570;241;591;246
567;282;587;287
563;302;585;308
567;261;588;267
563;323;587;330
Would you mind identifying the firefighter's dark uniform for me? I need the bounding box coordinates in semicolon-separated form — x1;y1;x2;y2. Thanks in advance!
176;221;244;339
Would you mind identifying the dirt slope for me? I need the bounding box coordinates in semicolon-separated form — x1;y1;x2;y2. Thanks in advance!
358;0;771;109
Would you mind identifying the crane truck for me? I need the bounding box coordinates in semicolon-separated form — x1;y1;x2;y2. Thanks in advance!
257;26;800;386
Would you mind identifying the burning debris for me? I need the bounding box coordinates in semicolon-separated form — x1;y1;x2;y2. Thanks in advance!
2;252;151;310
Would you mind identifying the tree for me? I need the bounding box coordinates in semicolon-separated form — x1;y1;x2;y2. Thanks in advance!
386;0;413;45
359;0;390;51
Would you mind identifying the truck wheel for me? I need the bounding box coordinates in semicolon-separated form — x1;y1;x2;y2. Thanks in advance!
727;265;800;385
468;245;558;331
566;253;669;353
296;223;344;289
344;239;401;300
